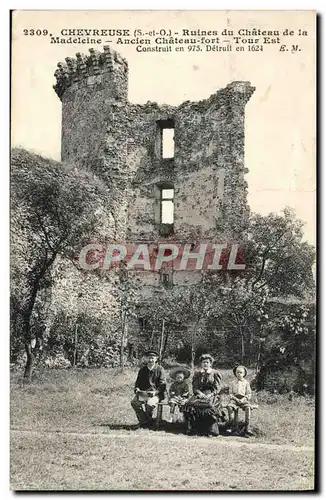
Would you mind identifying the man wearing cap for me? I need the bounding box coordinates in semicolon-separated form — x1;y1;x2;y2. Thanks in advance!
131;350;166;427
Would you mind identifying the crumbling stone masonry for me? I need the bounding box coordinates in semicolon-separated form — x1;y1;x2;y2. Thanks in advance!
54;45;255;291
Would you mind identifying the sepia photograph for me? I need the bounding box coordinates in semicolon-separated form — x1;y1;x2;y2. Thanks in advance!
10;10;316;491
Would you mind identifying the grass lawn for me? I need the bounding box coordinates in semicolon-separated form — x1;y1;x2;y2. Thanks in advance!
10;367;315;491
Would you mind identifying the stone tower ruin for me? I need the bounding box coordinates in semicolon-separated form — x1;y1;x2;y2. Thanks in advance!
54;46;255;290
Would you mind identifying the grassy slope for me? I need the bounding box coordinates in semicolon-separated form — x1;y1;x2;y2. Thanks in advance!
10;368;315;491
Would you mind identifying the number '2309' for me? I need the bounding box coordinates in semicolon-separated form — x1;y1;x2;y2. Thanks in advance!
23;29;49;36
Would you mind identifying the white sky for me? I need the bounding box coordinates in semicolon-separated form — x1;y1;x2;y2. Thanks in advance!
11;10;316;245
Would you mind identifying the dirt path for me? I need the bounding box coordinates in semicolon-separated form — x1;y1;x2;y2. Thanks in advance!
11;428;314;453
11;428;315;490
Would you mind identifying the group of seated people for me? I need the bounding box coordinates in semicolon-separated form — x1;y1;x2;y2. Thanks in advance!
131;349;254;437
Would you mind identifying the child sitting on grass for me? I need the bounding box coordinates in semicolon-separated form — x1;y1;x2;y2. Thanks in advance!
227;365;253;436
167;366;190;423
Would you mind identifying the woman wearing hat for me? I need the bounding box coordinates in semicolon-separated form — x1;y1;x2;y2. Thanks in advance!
167;366;191;423
183;354;222;436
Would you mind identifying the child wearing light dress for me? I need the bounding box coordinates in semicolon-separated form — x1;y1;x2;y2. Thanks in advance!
227;365;253;436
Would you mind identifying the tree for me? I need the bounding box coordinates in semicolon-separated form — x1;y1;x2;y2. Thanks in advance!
112;264;141;372
136;287;180;362
175;282;219;370
135;206;316;369
138;276;225;369
211;278;269;365
244;208;315;297
46;311;120;368
204;209;315;367
254;302;316;394
11;148;108;380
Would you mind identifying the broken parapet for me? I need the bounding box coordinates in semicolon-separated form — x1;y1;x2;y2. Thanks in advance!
53;45;128;100
224;81;256;106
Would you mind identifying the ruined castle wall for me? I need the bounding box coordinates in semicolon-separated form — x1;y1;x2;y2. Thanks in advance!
49;258;119;322
52;46;255;344
125;104;177;242
174;83;254;242
61;83;115;168
113;85;255;247
55;48;128;172
220;83;253;239
54;47;254;250
173;99;226;240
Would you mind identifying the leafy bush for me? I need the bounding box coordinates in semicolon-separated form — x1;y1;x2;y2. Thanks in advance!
253;304;315;394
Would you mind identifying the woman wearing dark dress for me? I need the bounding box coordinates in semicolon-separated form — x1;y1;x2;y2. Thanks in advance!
183;353;222;436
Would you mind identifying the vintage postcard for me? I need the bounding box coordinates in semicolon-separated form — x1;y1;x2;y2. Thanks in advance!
10;10;316;491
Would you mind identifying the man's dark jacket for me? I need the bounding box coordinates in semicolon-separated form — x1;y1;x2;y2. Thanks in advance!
134;364;166;401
